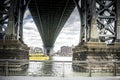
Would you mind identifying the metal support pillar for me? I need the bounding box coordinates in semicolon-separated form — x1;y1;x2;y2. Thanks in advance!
73;0;95;44
6;0;18;38
116;0;120;42
73;0;86;45
19;0;30;41
89;0;99;42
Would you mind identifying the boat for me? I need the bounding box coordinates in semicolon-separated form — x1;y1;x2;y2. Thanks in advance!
29;53;49;60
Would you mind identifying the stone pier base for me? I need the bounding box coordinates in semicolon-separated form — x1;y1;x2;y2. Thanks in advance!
72;42;120;73
0;40;29;74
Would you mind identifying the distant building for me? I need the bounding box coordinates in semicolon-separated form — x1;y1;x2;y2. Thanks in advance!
60;46;73;56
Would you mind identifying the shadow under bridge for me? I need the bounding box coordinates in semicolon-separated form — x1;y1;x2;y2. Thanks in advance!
28;0;78;55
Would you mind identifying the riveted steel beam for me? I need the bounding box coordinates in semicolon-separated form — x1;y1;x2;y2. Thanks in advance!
96;0;117;43
0;0;30;40
0;0;10;39
116;0;120;42
73;0;85;44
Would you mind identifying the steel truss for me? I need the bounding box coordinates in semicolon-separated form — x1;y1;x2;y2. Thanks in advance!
0;0;117;44
76;0;117;43
0;0;29;41
96;0;116;43
0;0;10;39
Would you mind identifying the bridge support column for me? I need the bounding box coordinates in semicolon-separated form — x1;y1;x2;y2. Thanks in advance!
0;0;29;60
44;47;53;56
90;17;99;42
116;0;120;42
6;0;18;39
0;0;30;72
73;0;86;45
89;0;99;42
73;0;120;73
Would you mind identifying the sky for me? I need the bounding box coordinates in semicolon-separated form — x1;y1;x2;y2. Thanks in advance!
23;7;80;52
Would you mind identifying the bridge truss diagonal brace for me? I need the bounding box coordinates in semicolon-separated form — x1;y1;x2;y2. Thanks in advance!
77;0;117;44
96;0;117;43
0;0;10;39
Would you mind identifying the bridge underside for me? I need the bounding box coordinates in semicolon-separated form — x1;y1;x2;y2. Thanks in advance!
0;0;77;71
28;0;77;55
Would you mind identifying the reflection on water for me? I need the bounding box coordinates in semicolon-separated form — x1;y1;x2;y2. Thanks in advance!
39;61;54;76
26;56;116;77
27;56;73;77
0;56;116;77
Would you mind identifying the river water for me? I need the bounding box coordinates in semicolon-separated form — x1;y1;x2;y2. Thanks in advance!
26;56;113;77
0;56;115;77
27;56;74;77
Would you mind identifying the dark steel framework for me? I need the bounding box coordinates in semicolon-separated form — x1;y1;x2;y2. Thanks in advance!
96;0;116;42
0;0;10;39
75;0;117;44
0;0;118;55
0;0;29;41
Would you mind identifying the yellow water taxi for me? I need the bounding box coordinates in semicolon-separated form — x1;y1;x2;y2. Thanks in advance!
29;53;49;60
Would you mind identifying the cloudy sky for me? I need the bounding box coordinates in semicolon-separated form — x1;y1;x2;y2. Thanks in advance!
23;7;80;52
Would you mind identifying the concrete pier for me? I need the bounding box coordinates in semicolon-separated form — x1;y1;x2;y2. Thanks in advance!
73;42;120;73
0;39;29;74
0;40;29;59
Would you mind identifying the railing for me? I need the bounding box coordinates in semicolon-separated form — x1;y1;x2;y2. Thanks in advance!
0;59;120;77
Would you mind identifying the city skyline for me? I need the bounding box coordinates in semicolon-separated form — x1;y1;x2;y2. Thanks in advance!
23;7;80;52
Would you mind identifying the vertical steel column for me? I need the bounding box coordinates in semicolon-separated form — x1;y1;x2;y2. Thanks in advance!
84;0;93;42
80;0;87;42
16;0;21;40
6;0;18;38
116;0;120;42
5;0;29;41
19;0;30;41
18;0;25;41
44;47;53;56
89;0;99;42
73;0;85;44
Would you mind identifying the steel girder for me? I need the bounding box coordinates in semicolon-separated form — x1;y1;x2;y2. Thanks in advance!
0;0;29;41
74;0;93;43
78;0;117;44
0;0;10;39
96;0;117;43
